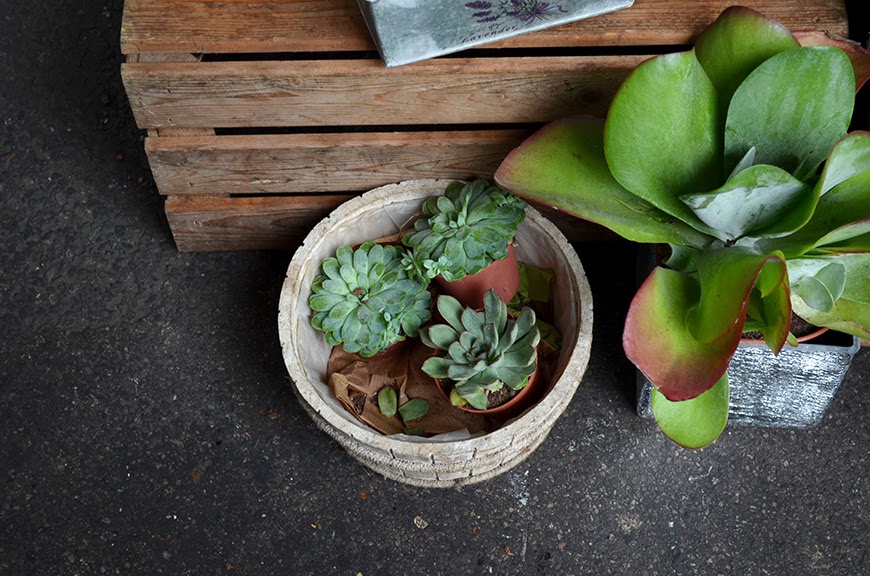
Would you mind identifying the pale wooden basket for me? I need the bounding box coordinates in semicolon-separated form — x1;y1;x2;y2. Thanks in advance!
278;180;593;487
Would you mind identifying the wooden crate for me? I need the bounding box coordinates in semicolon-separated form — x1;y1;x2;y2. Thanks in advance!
121;0;849;252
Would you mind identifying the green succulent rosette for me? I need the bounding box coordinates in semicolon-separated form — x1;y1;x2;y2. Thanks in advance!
309;241;432;357
420;289;540;410
403;179;527;282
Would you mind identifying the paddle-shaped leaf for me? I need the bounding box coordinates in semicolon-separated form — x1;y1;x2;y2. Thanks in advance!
695;6;799;116
725;46;854;179
687;248;789;355
494;116;712;247
815;132;870;197
605;51;722;231
398;399;430;422
377;387;397;418
795;262;846;312
814;221;870;253
623;267;738;401
796;31;870;91
651;373;730;449
791;254;870;339
681;164;812;240
770;167;870;257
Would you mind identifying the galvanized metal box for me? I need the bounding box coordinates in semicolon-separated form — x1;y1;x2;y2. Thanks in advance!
636;334;862;428
356;0;636;67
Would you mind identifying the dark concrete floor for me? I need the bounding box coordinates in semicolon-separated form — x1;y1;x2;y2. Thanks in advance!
1;2;868;575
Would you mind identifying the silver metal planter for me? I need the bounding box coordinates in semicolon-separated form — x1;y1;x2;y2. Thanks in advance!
636;324;861;428
356;0;635;67
633;242;862;428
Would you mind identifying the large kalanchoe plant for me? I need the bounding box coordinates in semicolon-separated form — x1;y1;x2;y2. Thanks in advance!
309;241;432;357
420;289;540;410
402;179;527;281
495;7;870;448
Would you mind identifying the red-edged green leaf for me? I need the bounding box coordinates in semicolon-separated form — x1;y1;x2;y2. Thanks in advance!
494;117;712;247
651;372;730;450
623;267;736;401
755;260;792;353
725;47;854;180
814;220;870;253
796;31;870;92
695;6;799;115
771;166;870;257
605;51;722;233
816;132;870;197
688;248;788;349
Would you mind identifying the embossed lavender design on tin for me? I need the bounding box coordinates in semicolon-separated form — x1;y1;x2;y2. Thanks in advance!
465;0;568;25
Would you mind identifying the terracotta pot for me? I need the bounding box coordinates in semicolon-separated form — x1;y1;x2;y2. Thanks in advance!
741;326;829;346
435;357;541;420
435;243;520;309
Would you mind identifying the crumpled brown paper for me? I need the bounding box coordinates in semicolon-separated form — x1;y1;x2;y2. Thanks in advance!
329;340;495;436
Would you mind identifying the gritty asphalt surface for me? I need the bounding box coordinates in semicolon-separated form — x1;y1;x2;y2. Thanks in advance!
1;1;868;575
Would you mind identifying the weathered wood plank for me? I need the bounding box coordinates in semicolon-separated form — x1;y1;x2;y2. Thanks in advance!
121;0;848;55
164;194;355;251
164;194;617;252
146;130;533;195
122;55;644;129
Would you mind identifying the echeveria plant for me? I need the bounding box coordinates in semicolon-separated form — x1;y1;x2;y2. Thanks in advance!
420;289;540;410
495;7;870;448
309;241;432;357
402;179;527;281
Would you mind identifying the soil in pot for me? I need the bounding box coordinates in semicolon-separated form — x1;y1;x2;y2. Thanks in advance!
434;339;559;421
742;312;828;344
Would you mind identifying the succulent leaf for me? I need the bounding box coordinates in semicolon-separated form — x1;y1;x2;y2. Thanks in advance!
398;399;430;422
624;267;739;401
403;180;526;281
681;165;813;241
605;50;722;233
378;387;397;418
769;166;870;257
694;6;799;117
420;290;539;409
816;132;870;197
791;255;870;338
461;306;484;338
336;245;353;268
688;248;789;347
724;46;854;179
309;242;431;357
795;31;870;92
495;117;713;248
484;289;507;334
651;372;730;449
422;356;451;379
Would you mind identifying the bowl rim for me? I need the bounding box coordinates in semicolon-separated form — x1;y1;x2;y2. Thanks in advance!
278;179;594;451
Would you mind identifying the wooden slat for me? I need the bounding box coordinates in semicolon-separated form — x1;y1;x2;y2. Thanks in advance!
146;130;533;195
122;55;644;129
165;194;354;251
164;194;618;252
121;0;848;55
